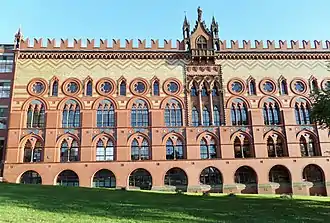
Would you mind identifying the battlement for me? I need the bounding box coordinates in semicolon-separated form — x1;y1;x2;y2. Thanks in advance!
19;39;186;51
18;38;330;52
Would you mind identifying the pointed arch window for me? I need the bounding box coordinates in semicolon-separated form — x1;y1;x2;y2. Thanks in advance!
60;139;79;162
201;84;208;96
26;101;45;128
97;100;115;127
267;137;286;157
96;139;114;161
164;99;182;127
192;106;199;126
231;101;248;126
213;106;220;126
153;81;160;96
202;106;210;126
85;80;92;96
196;36;207;49
131;138;150;160
191;85;197;96
300;136;319;157
310;79;318;93
263;100;281;125
62;100;80;128
248;80;256;95
212;86;219;96
23;139;43;162
120;81;126;96
131;99;149;127
200;138;217;159
166;138;184;160
234;137;253;158
280;80;288;95
295;101;311;125
51;80;58;97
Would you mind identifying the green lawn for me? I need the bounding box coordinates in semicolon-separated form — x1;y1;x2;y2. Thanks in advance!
0;184;329;222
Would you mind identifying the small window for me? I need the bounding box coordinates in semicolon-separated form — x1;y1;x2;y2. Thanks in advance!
86;81;92;96
52;80;58;97
153;81;160;96
196;36;207;49
120;81;126;96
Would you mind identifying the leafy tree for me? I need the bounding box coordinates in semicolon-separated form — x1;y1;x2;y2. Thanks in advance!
310;88;330;128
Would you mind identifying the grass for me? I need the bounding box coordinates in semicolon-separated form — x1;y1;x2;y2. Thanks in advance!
0;184;329;223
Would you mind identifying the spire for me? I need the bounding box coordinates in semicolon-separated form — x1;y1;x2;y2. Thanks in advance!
212;16;216;25
197;6;202;22
14;26;23;49
183;13;189;26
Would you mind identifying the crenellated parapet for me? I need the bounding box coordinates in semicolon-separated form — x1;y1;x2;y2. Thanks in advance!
17;38;330;52
19;39;186;51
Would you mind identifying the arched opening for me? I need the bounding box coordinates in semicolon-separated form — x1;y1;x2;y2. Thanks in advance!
51;80;58;97
153;81;160;96
234;166;258;194
129;168;152;190
119;81;126;96
196;36;207;49
267;136;287;157
303;164;326;196
269;165;292;194
280;79;288;95
200;166;223;193
56;170;79;187
92;169;116;188
85;80;92;96
164;168;188;192
19;170;42;185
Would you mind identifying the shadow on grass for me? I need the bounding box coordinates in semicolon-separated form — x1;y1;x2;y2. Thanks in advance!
0;183;329;222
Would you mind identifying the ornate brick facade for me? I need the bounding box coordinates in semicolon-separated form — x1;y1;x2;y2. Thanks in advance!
3;8;330;195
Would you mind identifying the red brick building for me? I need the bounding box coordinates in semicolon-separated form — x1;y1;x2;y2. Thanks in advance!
2;8;330;195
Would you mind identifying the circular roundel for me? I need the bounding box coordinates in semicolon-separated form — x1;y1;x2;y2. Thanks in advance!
62;78;82;96
227;79;245;95
259;79;276;95
291;79;307;95
321;79;330;91
27;78;48;96
130;78;149;96
163;78;182;95
96;78;116;96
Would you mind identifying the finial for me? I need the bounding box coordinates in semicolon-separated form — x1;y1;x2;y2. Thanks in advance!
212;15;216;24
14;26;23;49
183;12;189;26
197;6;202;22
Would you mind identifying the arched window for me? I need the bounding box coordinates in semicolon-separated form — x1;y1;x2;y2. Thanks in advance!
267;136;286;157
20;170;42;184
23;139;43;162
57;170;79;187
231;100;248;126
153;81;160;96
85;80;92;96
202;106;210;126
248;80;256;95
310;79;318;93
190;85;197;96
131;138;150;160
131;99;149;127
26;101;45;128
164;99;182;127
300;136;319;157
196;36;207;49
96;139;114;161
234;137;253;158
200;167;223;192
97;100;115;127
212;86;219;96
164;168;188;191
62;100;80;128
263;100;281;125
213;106;220;126
129;168;152;190
166;138;184;160
201;83;208;96
280;80;288;95
51;80;58;97
200;137;217;159
191;106;199;126
294;100;311;125
60;139;79;162
120;81;126;96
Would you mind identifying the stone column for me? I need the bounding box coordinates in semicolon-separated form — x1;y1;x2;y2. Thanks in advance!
198;89;203;125
208;90;214;126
